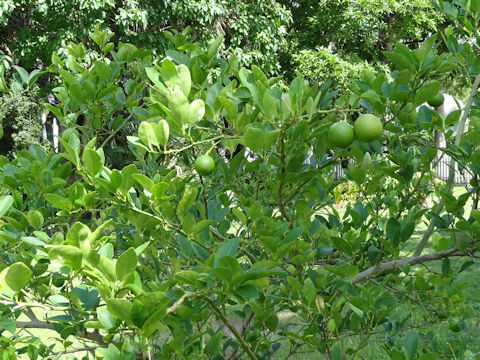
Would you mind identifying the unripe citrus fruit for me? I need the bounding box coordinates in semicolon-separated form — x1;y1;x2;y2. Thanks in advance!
194;154;215;176
449;320;460;332
328;122;354;148
428;93;444;107
354;114;383;142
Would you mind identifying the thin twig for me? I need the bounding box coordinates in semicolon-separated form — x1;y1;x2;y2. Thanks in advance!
45;346;105;359
13;321;105;344
202;296;258;360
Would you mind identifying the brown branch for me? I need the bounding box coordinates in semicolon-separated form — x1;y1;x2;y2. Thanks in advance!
15;321;105;344
202;296;258;360
277;129;293;228
166;292;193;315
354;238;480;284
45;346;105;359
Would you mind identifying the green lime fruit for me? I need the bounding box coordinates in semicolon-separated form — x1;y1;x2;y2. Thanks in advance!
328;122;354;148
354;114;383;142
194;154;215;176
427;93;444;107
449;320;460;332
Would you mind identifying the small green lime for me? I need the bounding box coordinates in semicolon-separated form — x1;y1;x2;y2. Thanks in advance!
448;320;460;332
428;93;444;107
328;122;354;148
194;154;215;176
354;114;383;142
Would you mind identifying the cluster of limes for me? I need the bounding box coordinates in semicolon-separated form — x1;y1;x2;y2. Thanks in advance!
195;114;384;176
328;114;383;148
196;95;444;174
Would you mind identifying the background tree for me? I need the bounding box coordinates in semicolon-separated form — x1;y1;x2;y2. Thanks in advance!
280;0;443;88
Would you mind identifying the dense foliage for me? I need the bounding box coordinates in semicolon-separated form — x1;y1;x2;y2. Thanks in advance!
0;0;291;74
1;1;480;360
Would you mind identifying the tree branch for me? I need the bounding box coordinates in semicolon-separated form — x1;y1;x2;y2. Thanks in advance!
354;238;480;284
414;74;480;256
45;346;106;359
14;321;105;344
202;296;258;360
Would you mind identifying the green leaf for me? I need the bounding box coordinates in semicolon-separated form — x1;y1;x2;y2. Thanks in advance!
13;65;29;85
106;298;133;324
218;96;238;121
404;331;419;360
97;306;116;329
0;71;8;93
471;0;480;15
303;278;316;302
206;332;223;356
331;342;344;360
58;135;80;166
166;49;191;67
69;83;85;103
207;35;223;63
174;270;202;285
415;35;437;63
383;52;413;71
5;263;31;292
116;248;137;283
145;67;167;93
134;241;151;256
414;81;441;105
386;218;401;245
26;210;44;229
83;149;102;175
190;219;215;235
177;185;198;216
177;64;191;97
0;320;16;334
42;103;63;120
87;252;116;282
169;88;189;129
89;219;113;246
44;193;73;211
120;164;137;196
97;344;121;360
214;238;239;268
0;195;13;218
445;109;461;126
160;59;178;88
213;256;243;285
262;91;278;119
138;121;158;151
243;127;264;153
155;119;169;148
432;233;450;251
132;173;155;189
50;245;83;270
189;99;205;124
232;208;248;226
67;222;91;256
